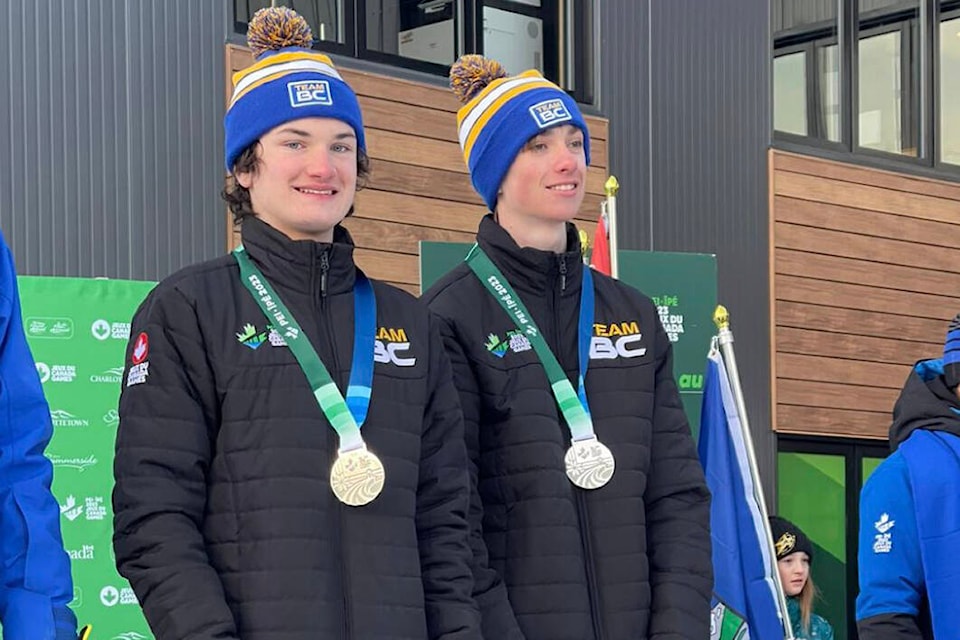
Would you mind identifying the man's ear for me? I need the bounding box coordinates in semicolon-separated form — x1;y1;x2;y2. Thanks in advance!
235;170;254;190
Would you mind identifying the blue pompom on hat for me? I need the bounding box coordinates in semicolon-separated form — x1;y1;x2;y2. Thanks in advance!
224;7;365;172
449;55;590;212
944;313;960;389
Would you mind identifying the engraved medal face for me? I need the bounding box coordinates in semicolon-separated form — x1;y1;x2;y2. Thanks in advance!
330;447;385;506
564;437;615;490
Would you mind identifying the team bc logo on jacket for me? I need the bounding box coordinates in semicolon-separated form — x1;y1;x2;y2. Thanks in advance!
483;319;647;361
374;326;416;367
590;320;646;360
236;320;416;367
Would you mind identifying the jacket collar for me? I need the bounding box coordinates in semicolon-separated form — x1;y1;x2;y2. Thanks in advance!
475;214;584;296
239;216;357;296
890;358;960;449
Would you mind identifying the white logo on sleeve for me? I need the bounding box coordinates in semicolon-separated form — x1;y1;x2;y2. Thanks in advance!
873;512;895;554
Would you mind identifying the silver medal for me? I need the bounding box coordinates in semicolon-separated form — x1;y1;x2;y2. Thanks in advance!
564;436;615;489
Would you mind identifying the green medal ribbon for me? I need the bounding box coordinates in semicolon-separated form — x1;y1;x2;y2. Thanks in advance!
465;245;597;442
233;246;366;452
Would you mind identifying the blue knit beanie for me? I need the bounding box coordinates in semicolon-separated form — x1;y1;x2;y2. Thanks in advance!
450;55;590;212
944;313;960;389
224;7;365;172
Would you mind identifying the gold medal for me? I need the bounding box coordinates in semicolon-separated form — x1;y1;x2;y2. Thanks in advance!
330;446;385;506
564;437;615;490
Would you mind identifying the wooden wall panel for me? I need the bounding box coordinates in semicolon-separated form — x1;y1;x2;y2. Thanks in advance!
225;45;609;291
771;150;960;440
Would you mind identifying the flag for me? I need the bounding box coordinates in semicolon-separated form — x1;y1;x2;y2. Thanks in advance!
590;213;611;276
699;349;784;640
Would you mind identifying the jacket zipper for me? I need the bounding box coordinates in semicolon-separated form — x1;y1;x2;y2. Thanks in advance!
317;247;352;640
577;493;605;639
320;249;330;299
558;254;604;639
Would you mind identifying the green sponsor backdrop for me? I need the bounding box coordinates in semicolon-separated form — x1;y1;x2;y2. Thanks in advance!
19;276;156;640
419;243;717;434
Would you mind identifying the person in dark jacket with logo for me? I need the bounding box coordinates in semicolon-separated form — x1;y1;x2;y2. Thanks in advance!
422;55;712;640
112;8;480;640
0;228;80;640
856;313;960;640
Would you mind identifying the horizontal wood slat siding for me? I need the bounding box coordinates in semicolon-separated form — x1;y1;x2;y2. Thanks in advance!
771;150;960;439
226;45;609;291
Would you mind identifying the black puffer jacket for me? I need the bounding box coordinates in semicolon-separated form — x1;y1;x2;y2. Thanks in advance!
114;217;480;640
423;216;712;640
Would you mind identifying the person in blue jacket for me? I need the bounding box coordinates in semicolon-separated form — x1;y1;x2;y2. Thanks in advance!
856;312;960;639
0;227;79;640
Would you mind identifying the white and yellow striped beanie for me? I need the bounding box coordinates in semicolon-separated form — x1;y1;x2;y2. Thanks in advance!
450;55;590;211
225;7;365;171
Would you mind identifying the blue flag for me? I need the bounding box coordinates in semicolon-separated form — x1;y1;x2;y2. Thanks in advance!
699;349;784;640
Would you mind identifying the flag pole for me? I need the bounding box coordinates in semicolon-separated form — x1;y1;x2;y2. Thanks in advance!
603;176;620;278
713;305;795;640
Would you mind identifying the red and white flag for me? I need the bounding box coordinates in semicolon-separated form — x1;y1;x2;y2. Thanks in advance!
591;214;612;276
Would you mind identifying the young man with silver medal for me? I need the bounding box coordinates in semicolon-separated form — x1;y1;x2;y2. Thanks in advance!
422;56;713;640
112;9;480;640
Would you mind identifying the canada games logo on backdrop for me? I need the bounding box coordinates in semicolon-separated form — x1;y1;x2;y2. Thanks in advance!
91;319;132;342
36;362;77;383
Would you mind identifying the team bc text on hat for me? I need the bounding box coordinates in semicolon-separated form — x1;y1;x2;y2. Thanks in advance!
224;7;365;172
450;55;591;211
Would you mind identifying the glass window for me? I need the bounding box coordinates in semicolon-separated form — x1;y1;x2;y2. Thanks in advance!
773;0;841;141
820;44;841;141
483;6;544;74
941;15;960;165
778;451;848;640
857;0;921;156
774;51;808;136
235;0;345;44
232;1;593;103
370;0;459;67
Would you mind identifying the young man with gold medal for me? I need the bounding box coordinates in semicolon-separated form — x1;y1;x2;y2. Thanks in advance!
423;56;713;639
112;9;480;639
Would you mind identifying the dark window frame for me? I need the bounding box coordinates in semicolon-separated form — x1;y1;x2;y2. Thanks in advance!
773;0;960;177
773;10;847;153
778;434;890;640
232;0;596;105
936;4;960;165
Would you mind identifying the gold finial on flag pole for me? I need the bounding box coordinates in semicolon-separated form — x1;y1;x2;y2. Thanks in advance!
713;305;730;332
604;175;620;198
